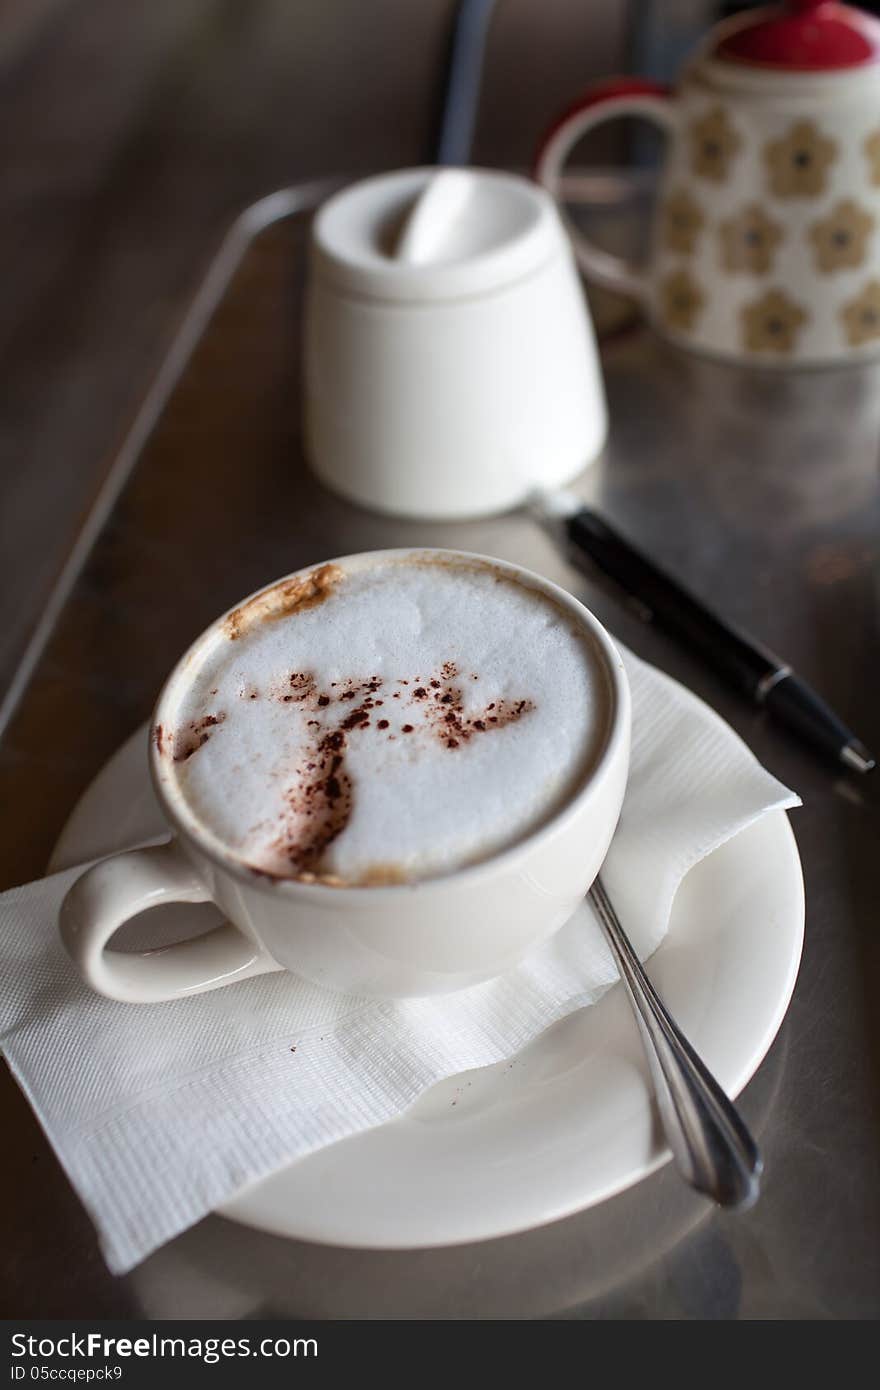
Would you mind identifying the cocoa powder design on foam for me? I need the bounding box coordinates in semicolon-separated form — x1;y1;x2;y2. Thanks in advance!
172;712;226;762
170;663;534;880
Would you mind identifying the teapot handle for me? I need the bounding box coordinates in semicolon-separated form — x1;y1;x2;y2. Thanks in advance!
535;79;675;303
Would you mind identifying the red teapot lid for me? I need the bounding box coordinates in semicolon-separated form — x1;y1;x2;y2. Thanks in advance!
714;1;880;71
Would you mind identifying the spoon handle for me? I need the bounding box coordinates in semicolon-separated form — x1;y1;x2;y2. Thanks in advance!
589;876;762;1210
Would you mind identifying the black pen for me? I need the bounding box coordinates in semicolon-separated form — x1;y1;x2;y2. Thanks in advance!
537;493;875;774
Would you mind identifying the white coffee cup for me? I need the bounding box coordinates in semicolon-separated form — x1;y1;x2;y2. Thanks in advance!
303;168;607;519
59;550;630;1002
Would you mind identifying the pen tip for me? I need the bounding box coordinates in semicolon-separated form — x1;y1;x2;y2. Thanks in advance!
841;740;876;774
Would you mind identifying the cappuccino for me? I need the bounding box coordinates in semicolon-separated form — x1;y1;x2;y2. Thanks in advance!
157;554;611;885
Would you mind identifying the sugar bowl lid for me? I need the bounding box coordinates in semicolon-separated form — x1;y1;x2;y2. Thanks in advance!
712;1;880;72
311;167;563;302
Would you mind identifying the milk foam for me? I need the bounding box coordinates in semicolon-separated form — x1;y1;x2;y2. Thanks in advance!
162;557;609;884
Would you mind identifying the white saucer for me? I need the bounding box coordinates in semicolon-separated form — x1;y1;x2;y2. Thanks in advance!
50;721;804;1249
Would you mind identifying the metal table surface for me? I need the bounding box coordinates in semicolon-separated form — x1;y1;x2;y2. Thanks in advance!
1;202;879;1320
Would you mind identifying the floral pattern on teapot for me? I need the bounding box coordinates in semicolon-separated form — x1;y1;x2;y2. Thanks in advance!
688;106;743;182
840;280;880;343
719;204;784;274
650;89;880;362
809;201;874;272
762;121;837;199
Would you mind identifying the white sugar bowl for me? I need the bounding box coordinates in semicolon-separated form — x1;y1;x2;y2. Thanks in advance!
304;167;607;518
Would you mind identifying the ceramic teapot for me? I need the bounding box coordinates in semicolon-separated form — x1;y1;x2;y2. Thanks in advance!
536;1;880;366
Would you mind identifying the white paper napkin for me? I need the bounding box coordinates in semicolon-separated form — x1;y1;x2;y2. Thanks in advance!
0;649;799;1274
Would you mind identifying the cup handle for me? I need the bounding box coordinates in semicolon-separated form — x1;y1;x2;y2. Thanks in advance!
534;78;675;302
59;840;282;1004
